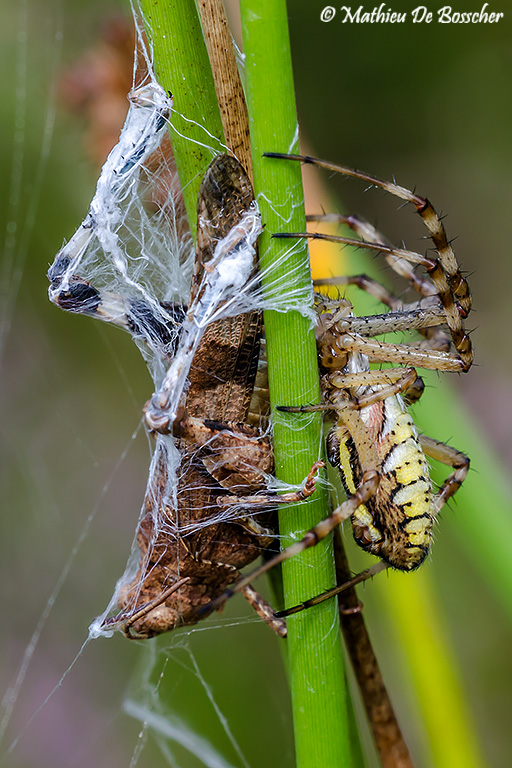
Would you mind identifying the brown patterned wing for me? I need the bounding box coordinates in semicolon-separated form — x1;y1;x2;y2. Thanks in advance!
187;154;262;423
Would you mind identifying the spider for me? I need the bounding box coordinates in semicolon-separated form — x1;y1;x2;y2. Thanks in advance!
207;152;472;619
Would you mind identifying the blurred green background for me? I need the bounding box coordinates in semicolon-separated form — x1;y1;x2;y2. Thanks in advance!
0;1;511;766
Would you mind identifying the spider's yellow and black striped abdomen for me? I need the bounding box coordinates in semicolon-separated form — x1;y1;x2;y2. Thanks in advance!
328;394;434;571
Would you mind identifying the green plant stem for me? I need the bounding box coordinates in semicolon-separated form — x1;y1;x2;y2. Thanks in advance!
240;1;350;766
138;0;224;237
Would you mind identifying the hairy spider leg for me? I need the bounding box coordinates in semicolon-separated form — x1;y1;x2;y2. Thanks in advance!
266;151;472;371
310;211;452;352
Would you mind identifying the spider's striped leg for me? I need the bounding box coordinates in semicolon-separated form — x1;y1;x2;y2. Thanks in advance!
284;231;470;363
320;303;448;342
267;152;472;371
328;364;426;407
278;367;421;416
309;212;437;300
314;276;448;354
320;326;467;372
419;435;470;515
314;272;407;312
274;562;388;618
327;366;426;407
310;211;451;352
